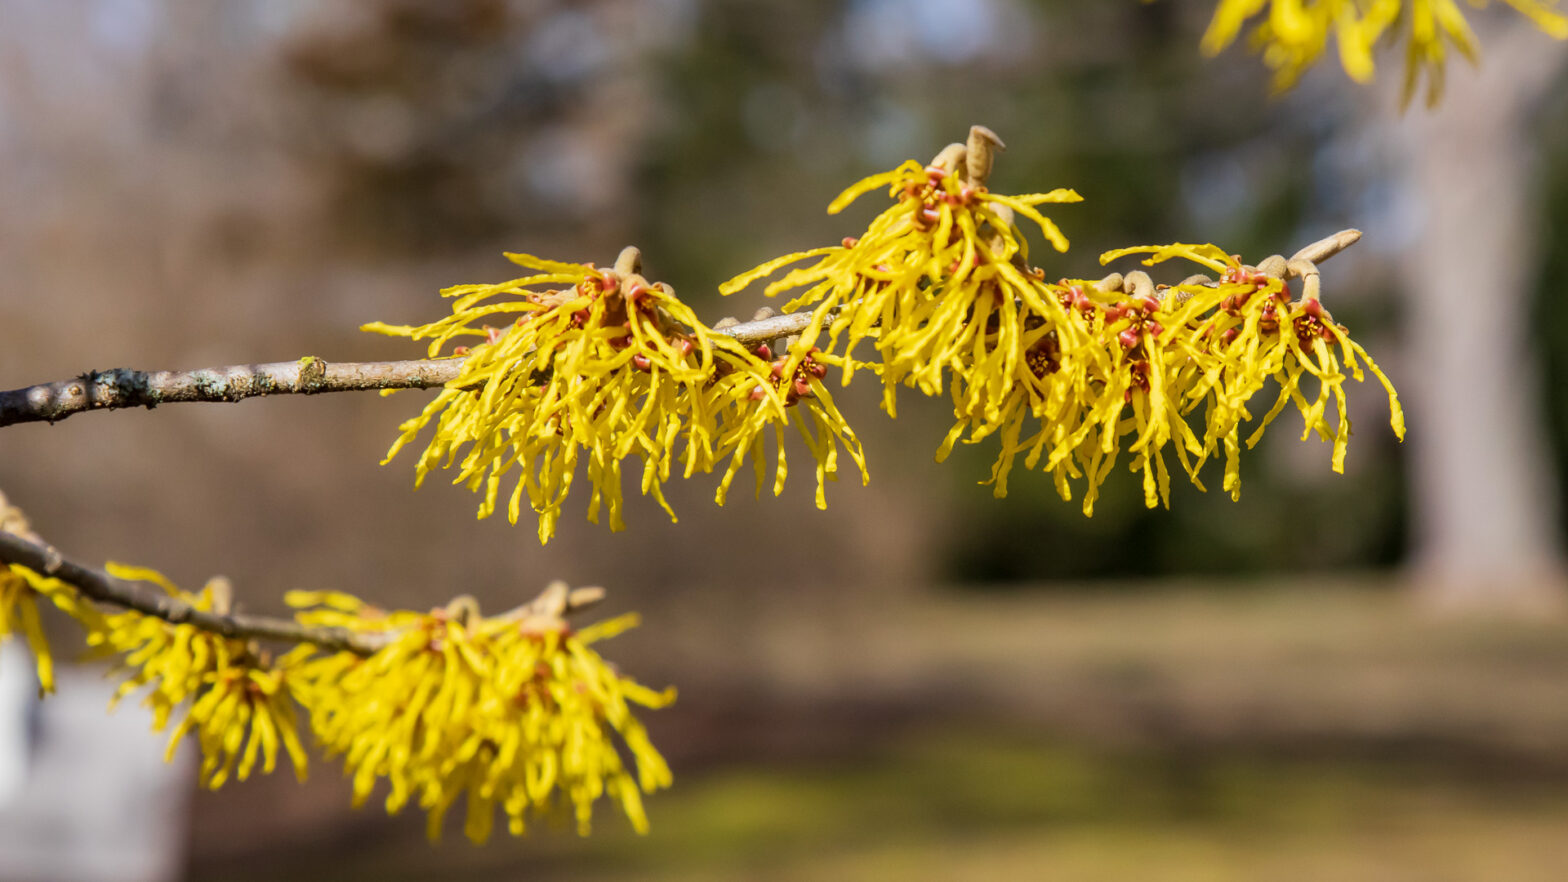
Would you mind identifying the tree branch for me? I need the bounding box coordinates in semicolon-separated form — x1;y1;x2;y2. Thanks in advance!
0;313;820;428
0;529;604;655
0;529;383;654
0;229;1361;429
0;358;464;428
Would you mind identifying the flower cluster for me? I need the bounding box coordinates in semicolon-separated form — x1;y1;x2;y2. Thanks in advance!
1201;0;1568;104
365;247;865;543
88;565;307;788
0;496;674;844
722;129;1083;422
726;128;1403;515
949;243;1404;514
284;587;673;843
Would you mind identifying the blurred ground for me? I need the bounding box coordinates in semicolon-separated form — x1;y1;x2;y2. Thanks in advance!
187;578;1568;881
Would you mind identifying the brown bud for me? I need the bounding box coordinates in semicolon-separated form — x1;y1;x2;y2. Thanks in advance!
612;246;642;278
965;125;1005;186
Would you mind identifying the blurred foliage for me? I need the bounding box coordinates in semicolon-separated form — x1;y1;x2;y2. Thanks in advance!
1532;84;1568;548
281;1;539;251
279;1;663;256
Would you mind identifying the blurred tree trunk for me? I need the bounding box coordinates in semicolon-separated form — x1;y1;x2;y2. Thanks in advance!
1393;20;1568;608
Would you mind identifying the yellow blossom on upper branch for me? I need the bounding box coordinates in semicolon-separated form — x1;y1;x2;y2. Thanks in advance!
722;127;1085;422
88;564;307;788
283;585;673;843
1201;0;1568;105
364;246;865;543
956;238;1405;515
727;127;1402;516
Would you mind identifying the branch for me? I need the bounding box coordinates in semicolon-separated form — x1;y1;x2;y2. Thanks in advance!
0;358;463;428
0;230;1361;429
0;529;604;655
0;529;382;654
0;314;817;428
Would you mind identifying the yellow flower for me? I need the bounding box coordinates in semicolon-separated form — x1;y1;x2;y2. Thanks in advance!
89;564;307;787
722;132;1083;422
1;497;100;695
1;565;96;695
167;665;309;789
712;343;869;511
937;280;1179;516
285;588;674;843
366;247;864;543
1202;0;1567;104
724;129;1399;516
955;241;1404;515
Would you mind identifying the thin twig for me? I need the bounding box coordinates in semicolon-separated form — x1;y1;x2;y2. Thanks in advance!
0;230;1361;429
0;530;604;655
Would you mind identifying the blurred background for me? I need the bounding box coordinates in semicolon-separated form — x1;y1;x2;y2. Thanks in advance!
2;1;1567;879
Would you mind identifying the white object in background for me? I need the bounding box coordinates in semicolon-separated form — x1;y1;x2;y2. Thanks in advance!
0;643;33;806
0;655;193;882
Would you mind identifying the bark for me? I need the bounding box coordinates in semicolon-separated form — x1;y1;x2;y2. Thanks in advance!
1393;20;1568;608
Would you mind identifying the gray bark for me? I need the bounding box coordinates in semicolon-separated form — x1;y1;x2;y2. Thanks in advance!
1392;20;1568;608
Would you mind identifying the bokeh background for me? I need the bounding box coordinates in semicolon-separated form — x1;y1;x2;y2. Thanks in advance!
2;1;1568;879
